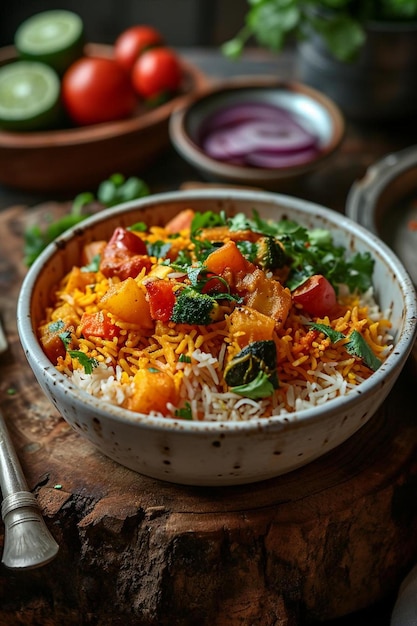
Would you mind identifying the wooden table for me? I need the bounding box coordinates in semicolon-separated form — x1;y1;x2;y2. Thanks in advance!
1;47;417;626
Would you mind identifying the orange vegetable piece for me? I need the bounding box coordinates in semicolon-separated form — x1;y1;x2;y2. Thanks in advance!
127;368;177;415
79;311;120;339
228;306;275;347
64;267;96;294
165;208;195;233
199;226;258;244
205;240;249;276
236;268;292;328
99;277;153;328
50;302;79;326
39;322;72;363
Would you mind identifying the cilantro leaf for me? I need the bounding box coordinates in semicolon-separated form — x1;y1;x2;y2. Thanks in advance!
191;211;226;235
309;323;382;372
82;254;101;272
128;221;147;232
146;240;171;259
68;351;98;375
175;401;193;420
345;330;382;371
230;370;276;400
309;322;345;344
49;320;65;333
59;330;72;349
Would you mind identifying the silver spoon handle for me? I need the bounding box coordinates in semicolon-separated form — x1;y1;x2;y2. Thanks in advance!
0;408;59;569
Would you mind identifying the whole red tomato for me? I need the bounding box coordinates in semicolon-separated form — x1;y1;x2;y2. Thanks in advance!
114;25;164;72
62;57;137;126
131;47;182;100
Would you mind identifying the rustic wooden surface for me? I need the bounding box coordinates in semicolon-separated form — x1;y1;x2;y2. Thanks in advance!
1;48;417;626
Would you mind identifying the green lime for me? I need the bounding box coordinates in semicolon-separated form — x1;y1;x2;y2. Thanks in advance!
0;61;62;131
14;10;85;75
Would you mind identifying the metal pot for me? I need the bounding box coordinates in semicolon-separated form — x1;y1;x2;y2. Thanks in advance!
346;144;417;283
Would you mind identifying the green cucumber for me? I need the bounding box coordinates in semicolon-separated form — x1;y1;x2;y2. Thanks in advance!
15;10;85;75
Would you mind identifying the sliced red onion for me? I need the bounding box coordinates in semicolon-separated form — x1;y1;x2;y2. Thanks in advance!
198;101;321;169
202;126;251;159
202;120;318;161
245;146;320;169
235;120;317;153
200;102;295;135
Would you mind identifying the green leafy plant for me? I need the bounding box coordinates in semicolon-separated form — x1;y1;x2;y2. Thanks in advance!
24;173;149;266
222;0;417;62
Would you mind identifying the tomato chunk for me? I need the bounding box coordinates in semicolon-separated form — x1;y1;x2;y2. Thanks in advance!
107;227;147;255
145;279;176;322
79;311;120;339
292;274;337;317
100;227;151;279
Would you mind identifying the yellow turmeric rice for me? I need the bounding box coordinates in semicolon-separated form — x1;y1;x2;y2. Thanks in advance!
38;208;393;421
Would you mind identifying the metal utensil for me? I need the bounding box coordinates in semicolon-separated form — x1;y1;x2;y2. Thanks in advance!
0;318;58;568
0;408;59;568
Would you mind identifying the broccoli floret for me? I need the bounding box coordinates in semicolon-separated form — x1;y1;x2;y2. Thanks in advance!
171;287;220;325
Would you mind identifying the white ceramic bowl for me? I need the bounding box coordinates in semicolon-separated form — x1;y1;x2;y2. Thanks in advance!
17;189;417;486
169;77;345;189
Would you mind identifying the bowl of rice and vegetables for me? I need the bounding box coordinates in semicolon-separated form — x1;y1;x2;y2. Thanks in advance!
17;189;417;486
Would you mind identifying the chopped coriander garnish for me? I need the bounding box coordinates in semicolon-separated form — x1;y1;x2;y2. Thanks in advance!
67;351;98;375
128;221;147;232
49;320;65;333
58;330;98;374
59;330;72;349
309;322;345;344
175;402;193;420
191;210;226;235
146;240;171;259
309;322;382;371
81;253;101;272
230;370;276;399
345;330;382;371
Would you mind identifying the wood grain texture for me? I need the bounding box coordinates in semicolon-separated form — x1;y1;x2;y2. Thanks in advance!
1;201;417;625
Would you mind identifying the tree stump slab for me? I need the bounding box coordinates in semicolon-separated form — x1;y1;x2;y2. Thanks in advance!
1;202;417;625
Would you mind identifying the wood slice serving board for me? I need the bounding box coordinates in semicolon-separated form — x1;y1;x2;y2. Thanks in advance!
1;201;417;626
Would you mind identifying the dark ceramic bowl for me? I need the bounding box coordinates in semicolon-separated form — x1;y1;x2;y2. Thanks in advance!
169;76;345;190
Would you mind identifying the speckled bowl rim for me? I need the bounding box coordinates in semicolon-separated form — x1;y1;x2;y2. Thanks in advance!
17;189;417;436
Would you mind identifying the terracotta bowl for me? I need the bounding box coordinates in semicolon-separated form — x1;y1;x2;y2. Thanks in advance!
169;77;345;190
17;189;417;486
0;44;208;193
